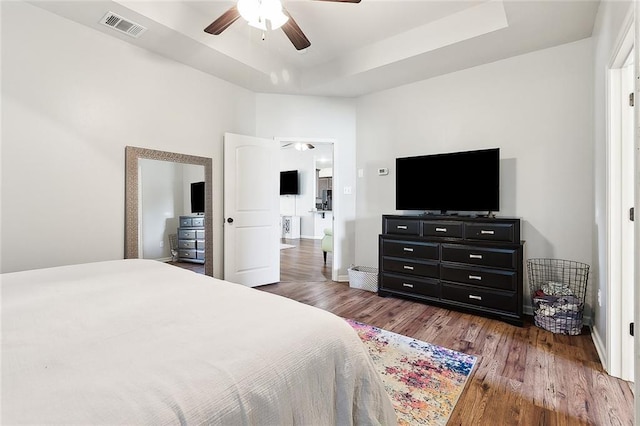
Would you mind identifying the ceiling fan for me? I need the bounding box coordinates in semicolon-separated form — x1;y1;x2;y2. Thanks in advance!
282;142;315;150
204;0;361;51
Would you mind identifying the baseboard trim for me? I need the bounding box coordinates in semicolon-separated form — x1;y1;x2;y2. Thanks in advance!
591;325;608;373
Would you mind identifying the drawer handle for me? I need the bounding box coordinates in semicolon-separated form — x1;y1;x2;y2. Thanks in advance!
469;275;482;280
480;230;495;235
402;283;414;288
403;265;414;270
397;225;408;230
469;254;483;259
469;294;482;300
435;227;447;232
403;247;414;252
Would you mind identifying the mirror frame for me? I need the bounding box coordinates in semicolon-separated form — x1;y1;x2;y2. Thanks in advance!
125;146;213;276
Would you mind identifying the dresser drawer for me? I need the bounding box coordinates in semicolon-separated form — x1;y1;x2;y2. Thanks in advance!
196;230;205;239
196;250;205;260
180;217;193;227
179;229;197;239
381;273;440;298
464;222;515;242
441;282;517;313
382;239;439;260
192;217;204;227
178;229;196;240
422;221;463;238
441;264;516;291
385;219;420;235
382;258;439;279
178;249;197;259
196;240;205;250
179;240;196;249
441;244;518;269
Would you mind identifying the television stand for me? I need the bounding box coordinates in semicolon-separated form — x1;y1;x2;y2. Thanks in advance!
378;214;524;326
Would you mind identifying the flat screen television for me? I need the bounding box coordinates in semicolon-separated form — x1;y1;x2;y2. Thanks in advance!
280;170;299;195
190;181;205;214
395;148;500;213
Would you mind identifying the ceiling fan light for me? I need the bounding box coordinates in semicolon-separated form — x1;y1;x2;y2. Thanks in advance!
238;0;287;32
237;0;259;23
269;10;289;30
294;143;314;151
261;0;283;16
247;19;267;31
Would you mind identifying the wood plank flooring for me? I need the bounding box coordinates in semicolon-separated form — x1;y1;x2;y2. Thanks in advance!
259;239;635;425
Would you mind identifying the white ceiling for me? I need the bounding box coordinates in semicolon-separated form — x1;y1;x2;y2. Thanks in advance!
29;0;600;97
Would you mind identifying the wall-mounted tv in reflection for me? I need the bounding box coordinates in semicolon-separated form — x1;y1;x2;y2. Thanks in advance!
191;181;205;214
280;170;299;195
395;148;500;213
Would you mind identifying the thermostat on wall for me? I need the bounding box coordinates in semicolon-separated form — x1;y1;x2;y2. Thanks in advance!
377;167;389;176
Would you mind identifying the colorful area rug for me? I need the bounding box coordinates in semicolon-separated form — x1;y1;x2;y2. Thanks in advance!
346;319;477;426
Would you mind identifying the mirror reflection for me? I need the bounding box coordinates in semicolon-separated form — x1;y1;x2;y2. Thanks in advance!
124;146;213;276
139;159;205;268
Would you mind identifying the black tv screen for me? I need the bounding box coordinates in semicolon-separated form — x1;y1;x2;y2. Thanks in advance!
190;181;205;214
280;170;299;195
396;148;500;213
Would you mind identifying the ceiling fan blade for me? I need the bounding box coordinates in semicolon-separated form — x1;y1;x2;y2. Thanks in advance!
204;6;241;35
281;9;311;51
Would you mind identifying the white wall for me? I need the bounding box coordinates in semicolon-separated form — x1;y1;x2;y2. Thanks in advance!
0;1;256;275
256;94;357;279
139;159;183;260
590;0;634;368
355;38;595;316
279;147;315;237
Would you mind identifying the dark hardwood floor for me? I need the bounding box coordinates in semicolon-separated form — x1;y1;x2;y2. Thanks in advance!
166;238;332;281
261;239;635;425
168;238;635;425
279;238;332;283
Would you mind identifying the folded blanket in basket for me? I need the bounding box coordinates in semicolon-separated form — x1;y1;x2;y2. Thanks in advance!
541;281;574;296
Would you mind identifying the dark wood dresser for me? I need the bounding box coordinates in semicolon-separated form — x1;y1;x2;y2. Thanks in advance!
378;214;524;326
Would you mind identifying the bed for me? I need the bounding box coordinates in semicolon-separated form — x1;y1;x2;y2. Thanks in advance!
2;259;397;425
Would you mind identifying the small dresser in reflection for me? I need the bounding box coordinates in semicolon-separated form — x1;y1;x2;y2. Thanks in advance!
177;215;205;264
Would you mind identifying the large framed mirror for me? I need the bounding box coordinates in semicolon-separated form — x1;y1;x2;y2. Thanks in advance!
125;146;213;276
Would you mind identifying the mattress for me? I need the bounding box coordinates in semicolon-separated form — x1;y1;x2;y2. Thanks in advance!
1;259;396;425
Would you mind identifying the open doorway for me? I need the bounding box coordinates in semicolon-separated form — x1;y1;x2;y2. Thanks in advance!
278;138;336;283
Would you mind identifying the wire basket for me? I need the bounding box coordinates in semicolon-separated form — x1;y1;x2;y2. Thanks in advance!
527;258;589;335
348;265;379;292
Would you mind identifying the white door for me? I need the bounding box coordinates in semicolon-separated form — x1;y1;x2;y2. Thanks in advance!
223;132;280;287
621;52;635;381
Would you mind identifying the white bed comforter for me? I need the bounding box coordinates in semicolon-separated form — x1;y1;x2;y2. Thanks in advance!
1;259;396;425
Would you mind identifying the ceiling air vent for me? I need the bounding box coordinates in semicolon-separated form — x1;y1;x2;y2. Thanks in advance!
100;12;147;38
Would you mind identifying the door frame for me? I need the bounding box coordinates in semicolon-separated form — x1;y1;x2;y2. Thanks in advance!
606;11;635;381
634;1;640;418
276;136;338;282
